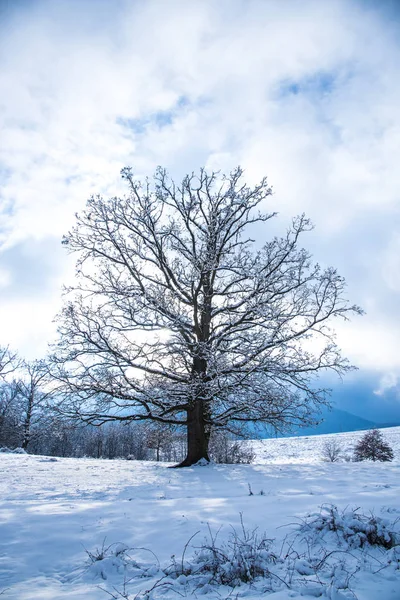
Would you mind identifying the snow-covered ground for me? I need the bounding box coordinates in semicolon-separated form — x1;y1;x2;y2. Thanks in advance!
251;426;400;464
0;428;399;600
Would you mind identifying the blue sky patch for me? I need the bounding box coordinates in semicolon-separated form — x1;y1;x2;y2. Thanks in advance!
117;95;191;134
278;71;338;100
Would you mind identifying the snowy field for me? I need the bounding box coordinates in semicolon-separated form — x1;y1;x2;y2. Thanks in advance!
0;428;399;600
251;426;400;464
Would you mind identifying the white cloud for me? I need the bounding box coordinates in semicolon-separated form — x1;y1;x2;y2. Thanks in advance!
0;297;61;359
0;267;11;288
374;373;399;397
382;235;400;293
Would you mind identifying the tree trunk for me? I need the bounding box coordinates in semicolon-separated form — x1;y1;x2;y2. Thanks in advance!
174;276;212;468
22;394;33;450
21;430;30;450
174;401;210;467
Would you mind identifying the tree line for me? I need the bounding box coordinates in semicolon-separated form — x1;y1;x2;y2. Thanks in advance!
0;347;254;463
0;350;181;459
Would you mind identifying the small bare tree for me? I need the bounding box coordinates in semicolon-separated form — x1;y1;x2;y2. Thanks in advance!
145;423;177;461
0;347;21;447
321;438;342;462
0;381;21;447
16;360;55;450
51;167;362;466
209;429;255;464
353;429;394;462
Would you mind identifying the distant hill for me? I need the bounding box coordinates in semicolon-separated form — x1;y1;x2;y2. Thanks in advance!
257;407;400;439
377;421;400;429
294;407;376;436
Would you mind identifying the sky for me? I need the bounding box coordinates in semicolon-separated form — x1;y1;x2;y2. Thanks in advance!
0;0;400;422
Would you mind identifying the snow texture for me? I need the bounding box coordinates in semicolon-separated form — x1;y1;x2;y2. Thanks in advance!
0;427;399;599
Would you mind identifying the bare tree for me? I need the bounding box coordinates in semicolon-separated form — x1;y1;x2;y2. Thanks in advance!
353;429;394;462
321;438;342;462
0;380;21;447
0;347;21;447
16;360;54;450
0;359;56;451
51;167;361;466
209;429;255;464
145;422;178;461
0;346;20;380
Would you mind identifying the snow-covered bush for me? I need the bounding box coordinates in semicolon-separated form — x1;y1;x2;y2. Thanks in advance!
80;506;400;599
299;504;400;549
167;516;278;587
353;429;394;462
84;541;161;584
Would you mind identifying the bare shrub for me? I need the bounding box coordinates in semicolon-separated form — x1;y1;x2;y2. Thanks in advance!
321;438;342;462
209;429;255;464
167;515;278;587
84;539;119;563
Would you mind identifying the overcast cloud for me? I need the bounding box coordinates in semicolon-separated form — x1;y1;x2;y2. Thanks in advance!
1;0;400;420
